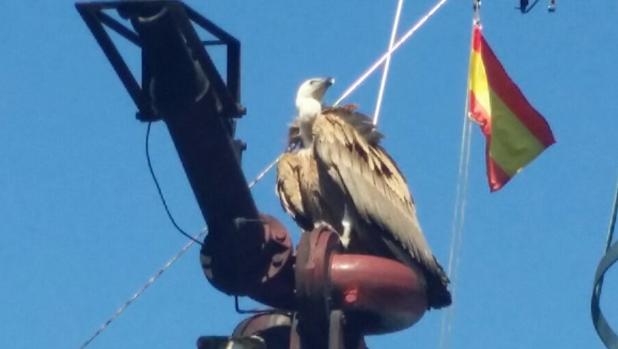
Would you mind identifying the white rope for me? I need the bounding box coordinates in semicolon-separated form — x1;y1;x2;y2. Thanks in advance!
247;154;283;189
79;4;452;343
373;0;405;126
438;114;472;349
79;230;206;349
80;3;452;346
79;158;280;348
243;0;449;190
438;19;476;349
335;0;448;106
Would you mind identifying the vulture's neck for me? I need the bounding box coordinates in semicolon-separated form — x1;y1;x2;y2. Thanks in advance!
295;97;322;148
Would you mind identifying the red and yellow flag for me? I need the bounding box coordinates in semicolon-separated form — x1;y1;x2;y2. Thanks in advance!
468;24;555;192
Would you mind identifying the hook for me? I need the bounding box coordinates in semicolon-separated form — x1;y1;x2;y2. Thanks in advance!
518;0;555;13
472;0;481;23
472;0;481;11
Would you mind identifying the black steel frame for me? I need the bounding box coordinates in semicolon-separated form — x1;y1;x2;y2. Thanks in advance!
75;0;242;120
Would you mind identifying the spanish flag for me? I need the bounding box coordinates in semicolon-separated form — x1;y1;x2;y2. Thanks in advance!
468;24;555;192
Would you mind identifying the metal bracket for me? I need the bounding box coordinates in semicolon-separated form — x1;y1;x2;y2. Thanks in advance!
75;0;243;122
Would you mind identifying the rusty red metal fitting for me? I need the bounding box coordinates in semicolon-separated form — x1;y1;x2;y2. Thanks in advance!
200;214;296;309
294;226;428;339
293;226;343;348
330;254;427;334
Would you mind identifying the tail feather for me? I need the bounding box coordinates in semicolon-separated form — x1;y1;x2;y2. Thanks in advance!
425;259;452;309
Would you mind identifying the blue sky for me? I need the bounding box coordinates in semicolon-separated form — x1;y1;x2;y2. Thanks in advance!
1;1;617;348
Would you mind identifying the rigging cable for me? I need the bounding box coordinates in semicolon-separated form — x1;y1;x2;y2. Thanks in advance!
602;180;618;266
438;13;478;349
247;154;283;189
80;122;207;348
80;2;454;346
334;0;448;106
591;180;618;349
438;112;472;349
247;0;451;189
79;230;205;349
146;122;203;246
373;0;405;125
79;125;284;348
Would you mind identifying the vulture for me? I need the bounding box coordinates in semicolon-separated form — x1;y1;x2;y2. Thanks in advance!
276;77;451;309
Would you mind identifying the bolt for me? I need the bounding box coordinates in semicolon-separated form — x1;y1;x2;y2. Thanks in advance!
344;289;358;304
273;229;287;242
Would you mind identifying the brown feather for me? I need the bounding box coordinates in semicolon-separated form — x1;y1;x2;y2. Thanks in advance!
276;106;450;308
276;150;345;233
276;153;311;230
321;106;383;145
312;111;451;309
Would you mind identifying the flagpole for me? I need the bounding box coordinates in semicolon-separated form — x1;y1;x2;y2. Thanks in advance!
438;8;479;349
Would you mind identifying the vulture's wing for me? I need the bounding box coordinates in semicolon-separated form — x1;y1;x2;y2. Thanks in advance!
312;112;450;307
322;106;383;145
276;152;313;231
